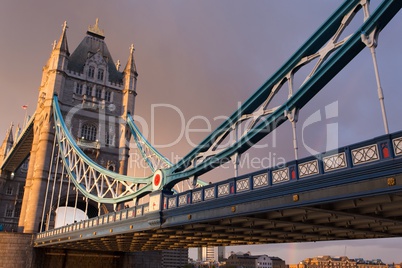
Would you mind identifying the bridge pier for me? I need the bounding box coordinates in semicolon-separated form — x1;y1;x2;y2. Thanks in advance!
0;232;179;268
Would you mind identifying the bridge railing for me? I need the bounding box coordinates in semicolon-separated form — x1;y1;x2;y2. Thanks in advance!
163;130;402;209
36;203;149;240
36;130;402;240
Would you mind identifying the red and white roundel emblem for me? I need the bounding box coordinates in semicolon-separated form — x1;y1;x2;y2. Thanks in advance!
152;170;163;190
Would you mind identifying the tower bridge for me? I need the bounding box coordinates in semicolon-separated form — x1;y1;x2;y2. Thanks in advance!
1;0;402;266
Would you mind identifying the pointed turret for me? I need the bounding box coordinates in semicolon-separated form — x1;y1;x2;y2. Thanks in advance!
40;21;71;104
55;21;70;55
118;44;138;180
122;44;138;116
46;21;70;72
124;44;138;78
0;124;14;165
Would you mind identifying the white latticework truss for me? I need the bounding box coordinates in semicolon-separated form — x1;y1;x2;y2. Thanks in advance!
53;96;153;204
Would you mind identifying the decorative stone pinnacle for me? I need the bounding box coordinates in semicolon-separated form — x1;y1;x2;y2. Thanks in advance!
130;44;135;54
88;18;105;37
62;21;68;31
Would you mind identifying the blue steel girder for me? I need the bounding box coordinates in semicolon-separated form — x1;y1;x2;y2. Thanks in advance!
126;113;173;173
126;113;208;190
162;0;402;190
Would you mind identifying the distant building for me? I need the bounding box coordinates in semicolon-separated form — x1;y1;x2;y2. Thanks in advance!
226;251;285;268
198;246;225;262
393;263;402;268
289;256;389;268
218;246;226;262
128;249;188;268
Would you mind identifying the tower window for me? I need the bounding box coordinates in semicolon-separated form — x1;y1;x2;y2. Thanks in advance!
6;185;13;195
18;184;24;199
105;91;112;101
75;83;83;95
95;88;102;99
85;85;92;96
81;124;97;141
5;207;13;217
97;69;104;81
105;132;113;146
105;91;111;102
88;66;95;78
14;203;21;218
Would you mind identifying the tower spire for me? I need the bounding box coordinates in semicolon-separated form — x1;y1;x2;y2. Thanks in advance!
54;21;69;55
87;18;105;39
0;123;14;162
124;44;138;77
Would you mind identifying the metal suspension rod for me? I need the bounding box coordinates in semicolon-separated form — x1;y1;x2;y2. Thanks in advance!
63;175;72;226
291;121;298;160
287;74;299;160
73;187;78;223
361;3;389;134
371;45;389;134
85;197;88;216
365;37;389;134
56;159;65;211
46;141;62;231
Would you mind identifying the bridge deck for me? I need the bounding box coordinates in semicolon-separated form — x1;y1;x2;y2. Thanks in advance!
34;131;402;251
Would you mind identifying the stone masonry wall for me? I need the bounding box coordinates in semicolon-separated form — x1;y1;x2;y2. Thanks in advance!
0;233;34;268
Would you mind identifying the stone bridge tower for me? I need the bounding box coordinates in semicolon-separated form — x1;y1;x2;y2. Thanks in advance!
18;20;138;233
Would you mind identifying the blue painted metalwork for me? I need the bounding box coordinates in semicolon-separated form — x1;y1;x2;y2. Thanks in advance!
50;0;402;202
126;113;172;173
164;130;402;210
35;130;402;245
127;113;208;188
32;0;402;248
53;95;153;203
162;0;402;190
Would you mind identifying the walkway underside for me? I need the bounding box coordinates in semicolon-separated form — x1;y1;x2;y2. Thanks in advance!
35;172;402;251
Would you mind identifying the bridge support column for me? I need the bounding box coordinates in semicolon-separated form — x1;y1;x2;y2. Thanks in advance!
20;117;55;233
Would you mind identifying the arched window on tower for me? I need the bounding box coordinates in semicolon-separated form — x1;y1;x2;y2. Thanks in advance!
88;66;95;78
81;124;97;141
75;83;83;95
95;88;102;99
104;91;112;102
97;69;104;81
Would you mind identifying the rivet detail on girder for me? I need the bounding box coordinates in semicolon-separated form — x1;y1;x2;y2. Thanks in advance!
387;177;396;186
